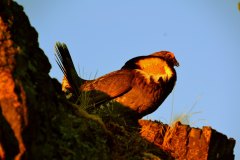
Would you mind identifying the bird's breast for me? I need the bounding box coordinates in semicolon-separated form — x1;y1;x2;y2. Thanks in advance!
136;58;174;83
135;65;174;84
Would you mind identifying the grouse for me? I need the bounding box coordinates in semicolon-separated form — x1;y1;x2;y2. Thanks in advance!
55;42;179;118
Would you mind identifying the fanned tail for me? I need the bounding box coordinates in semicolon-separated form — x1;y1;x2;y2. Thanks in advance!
55;42;83;97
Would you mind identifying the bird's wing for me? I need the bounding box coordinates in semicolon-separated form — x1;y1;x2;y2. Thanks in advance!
55;42;84;97
82;69;134;105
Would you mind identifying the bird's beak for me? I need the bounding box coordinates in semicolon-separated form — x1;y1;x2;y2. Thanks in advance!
174;59;180;67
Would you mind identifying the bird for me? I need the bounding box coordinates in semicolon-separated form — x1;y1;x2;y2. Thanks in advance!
55;42;179;118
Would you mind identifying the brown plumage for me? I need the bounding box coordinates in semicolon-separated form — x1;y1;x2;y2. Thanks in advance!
55;42;179;118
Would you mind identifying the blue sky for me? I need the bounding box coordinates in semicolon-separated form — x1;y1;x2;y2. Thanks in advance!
15;0;240;158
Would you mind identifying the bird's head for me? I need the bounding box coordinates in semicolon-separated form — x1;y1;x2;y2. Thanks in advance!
150;51;179;67
121;51;179;83
121;51;179;70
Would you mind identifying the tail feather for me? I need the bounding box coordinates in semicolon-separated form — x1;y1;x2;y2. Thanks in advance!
55;42;83;97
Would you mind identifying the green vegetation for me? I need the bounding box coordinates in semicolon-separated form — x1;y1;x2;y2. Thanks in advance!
49;88;172;160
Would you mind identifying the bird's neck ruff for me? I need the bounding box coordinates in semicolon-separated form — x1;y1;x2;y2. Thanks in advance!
135;57;174;83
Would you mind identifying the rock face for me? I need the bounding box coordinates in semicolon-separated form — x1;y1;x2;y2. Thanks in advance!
0;0;57;159
139;120;236;160
0;0;236;160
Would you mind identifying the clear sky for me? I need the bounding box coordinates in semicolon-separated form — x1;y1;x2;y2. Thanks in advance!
15;0;240;158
